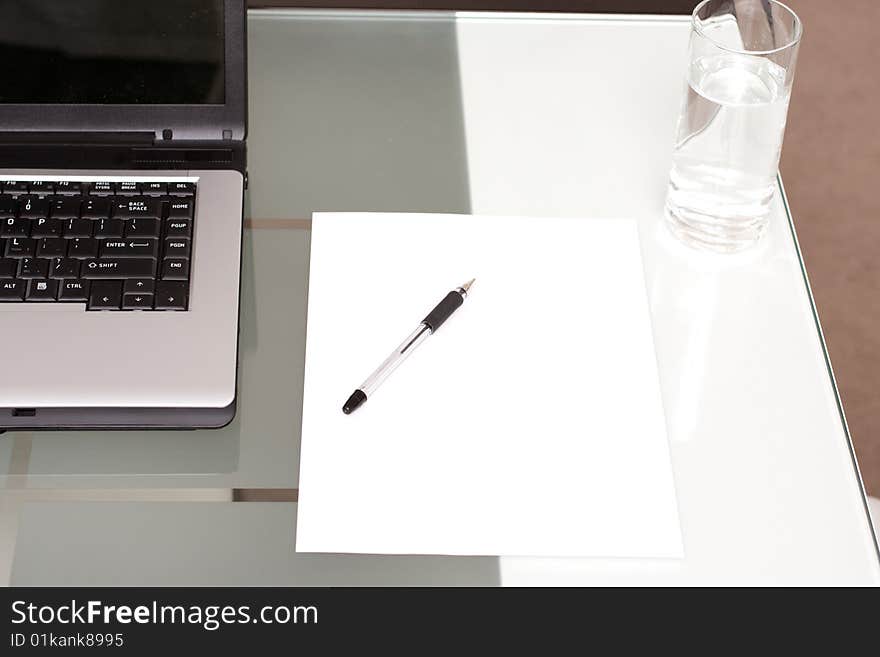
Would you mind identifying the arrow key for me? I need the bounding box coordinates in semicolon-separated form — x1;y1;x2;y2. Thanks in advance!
155;281;188;311
123;293;154;310
87;280;122;310
123;278;155;295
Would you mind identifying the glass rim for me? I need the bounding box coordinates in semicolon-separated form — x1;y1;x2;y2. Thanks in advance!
692;0;803;56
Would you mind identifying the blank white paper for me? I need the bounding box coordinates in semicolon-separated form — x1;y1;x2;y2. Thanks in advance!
296;213;682;558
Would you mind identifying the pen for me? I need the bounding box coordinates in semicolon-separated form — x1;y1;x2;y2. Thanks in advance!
342;278;475;414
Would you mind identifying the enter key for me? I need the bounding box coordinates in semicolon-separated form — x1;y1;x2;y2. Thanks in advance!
99;238;159;259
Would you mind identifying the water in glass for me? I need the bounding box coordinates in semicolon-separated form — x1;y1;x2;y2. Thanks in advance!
665;52;791;251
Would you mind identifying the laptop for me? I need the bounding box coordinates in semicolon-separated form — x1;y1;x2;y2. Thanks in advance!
0;0;247;430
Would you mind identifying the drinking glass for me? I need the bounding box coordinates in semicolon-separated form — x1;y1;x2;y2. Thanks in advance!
665;0;802;252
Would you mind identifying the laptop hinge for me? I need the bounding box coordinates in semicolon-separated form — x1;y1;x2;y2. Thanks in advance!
0;132;155;146
0;135;246;173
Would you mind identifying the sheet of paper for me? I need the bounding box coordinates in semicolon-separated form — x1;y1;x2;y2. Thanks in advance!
296;213;682;558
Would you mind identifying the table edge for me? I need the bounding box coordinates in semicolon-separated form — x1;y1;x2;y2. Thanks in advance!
779;174;880;564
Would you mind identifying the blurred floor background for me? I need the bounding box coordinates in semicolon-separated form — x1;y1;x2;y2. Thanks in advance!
781;0;879;495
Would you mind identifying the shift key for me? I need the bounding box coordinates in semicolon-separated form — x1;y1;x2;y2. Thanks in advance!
81;258;156;279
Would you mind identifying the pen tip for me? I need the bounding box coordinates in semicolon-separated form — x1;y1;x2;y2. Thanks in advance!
461;278;476;293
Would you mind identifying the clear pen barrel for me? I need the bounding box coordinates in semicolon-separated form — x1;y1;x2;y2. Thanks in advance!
359;324;431;396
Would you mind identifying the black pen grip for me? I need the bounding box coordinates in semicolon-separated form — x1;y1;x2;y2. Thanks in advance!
422;291;464;332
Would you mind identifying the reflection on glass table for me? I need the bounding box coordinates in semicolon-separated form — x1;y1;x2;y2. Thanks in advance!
1;9;877;586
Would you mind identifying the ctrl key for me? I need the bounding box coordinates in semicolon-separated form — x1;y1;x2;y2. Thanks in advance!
88;281;122;310
0;279;25;301
59;279;90;302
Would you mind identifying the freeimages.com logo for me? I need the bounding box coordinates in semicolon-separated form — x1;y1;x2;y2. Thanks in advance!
10;599;318;631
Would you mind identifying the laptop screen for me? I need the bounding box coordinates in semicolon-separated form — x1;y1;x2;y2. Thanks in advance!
0;0;225;105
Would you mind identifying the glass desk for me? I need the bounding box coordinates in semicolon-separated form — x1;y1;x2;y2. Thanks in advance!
2;9;878;585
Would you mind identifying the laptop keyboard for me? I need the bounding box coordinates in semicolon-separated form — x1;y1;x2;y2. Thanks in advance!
0;180;194;310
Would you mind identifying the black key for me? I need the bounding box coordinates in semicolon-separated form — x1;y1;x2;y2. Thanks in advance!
123;293;153;310
94;218;124;238
1;217;30;238
165;219;192;239
29;181;54;196
4;238;36;258
50;197;81;219
67;238;99;259
116;181;140;196
100;238;158;259
161;258;189;280
0;279;25;301
124;278;155;295
17;257;49;279
0;259;17;277
81;258;156;279
90;181;114;196
18;196;50;219
58;279;89;302
168;182;195;196
63;218;93;238
2;181;29;196
88;281;122;310
167;198;194;219
141;182;167;196
81;198;111;220
26;279;58;301
164;238;191;259
37;237;66;258
125;218;161;238
53;181;84;196
112;197;162;220
155;280;188;310
50;258;80;279
0;197;17;218
31;217;64;238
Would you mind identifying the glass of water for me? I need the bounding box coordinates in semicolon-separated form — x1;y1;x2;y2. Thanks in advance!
665;0;802;252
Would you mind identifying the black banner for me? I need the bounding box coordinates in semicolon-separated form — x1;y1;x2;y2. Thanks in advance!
0;587;876;652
